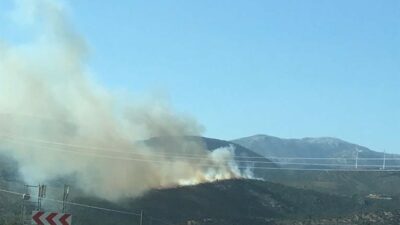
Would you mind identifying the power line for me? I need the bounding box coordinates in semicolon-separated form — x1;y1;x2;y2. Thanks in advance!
1;133;395;161
1;133;399;167
242;167;400;172
0;187;141;216
2;134;400;171
0;112;394;162
3;142;400;172
0;187;174;225
3;138;396;170
47;198;141;216
0;187;23;196
0;134;258;160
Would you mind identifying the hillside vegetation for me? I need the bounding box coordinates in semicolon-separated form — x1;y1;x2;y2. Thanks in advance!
2;136;400;225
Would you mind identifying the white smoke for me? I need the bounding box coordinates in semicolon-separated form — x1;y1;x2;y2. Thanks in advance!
0;0;251;200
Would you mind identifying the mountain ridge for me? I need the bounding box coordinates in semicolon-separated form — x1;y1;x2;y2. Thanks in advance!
232;134;384;159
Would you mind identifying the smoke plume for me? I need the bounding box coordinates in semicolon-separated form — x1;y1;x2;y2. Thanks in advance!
0;0;246;200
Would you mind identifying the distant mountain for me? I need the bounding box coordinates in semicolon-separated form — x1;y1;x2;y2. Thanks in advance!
231;134;400;169
232;134;383;159
232;134;400;196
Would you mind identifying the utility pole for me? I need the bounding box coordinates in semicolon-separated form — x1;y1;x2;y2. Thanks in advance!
382;150;386;170
21;184;44;225
21;185;31;225
355;150;359;169
140;210;143;225
37;184;46;211
62;184;70;213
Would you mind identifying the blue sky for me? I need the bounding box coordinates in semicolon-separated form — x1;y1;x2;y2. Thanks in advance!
1;0;399;152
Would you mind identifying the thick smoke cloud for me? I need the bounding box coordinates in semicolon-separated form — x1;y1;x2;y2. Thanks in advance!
0;0;245;200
